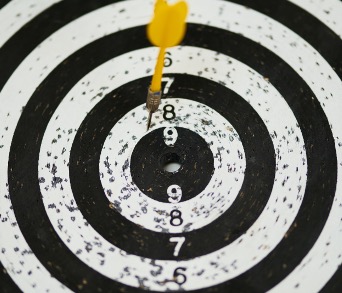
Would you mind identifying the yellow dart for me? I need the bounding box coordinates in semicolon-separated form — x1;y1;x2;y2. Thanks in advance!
146;0;188;130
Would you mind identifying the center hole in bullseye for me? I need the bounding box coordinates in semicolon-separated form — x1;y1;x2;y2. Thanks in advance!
160;152;182;173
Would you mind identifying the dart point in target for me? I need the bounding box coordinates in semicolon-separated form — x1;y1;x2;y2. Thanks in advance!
146;0;188;130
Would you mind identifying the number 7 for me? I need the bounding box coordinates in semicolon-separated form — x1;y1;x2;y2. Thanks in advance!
170;236;185;257
162;77;175;94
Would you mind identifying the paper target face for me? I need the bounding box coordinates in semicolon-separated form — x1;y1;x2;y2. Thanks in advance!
0;0;341;292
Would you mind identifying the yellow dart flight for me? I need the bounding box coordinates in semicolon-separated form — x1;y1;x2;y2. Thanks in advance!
146;0;188;129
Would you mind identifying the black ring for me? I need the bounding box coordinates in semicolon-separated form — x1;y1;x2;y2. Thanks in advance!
70;73;275;259
130;126;215;203
8;23;337;293
0;262;20;293
5;0;338;290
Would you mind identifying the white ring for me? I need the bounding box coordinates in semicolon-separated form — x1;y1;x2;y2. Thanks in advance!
38;46;305;291
100;98;245;233
0;0;340;291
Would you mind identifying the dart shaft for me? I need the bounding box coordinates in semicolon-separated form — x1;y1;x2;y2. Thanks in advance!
151;47;166;92
146;48;164;131
146;88;162;130
146;87;162;113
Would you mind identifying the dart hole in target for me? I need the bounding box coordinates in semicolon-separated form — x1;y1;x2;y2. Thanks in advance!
130;126;214;202
160;151;182;173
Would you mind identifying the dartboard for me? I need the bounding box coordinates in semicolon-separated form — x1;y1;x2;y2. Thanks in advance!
0;0;341;292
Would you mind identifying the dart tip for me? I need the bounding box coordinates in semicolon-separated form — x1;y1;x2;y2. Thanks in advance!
147;111;153;131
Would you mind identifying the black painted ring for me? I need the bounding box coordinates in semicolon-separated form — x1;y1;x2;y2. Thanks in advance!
70;73;275;259
130;126;215;203
6;11;337;293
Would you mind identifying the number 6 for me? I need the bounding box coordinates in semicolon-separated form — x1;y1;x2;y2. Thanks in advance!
173;267;187;285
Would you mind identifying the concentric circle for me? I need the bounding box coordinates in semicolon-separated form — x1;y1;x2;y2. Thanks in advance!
100;97;245;233
0;0;341;292
45;63;274;261
130;124;215;203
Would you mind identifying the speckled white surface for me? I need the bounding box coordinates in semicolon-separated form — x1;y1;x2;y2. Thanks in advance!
0;0;341;292
289;0;342;38
100;98;246;233
0;0;62;48
35;45;305;290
